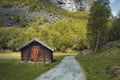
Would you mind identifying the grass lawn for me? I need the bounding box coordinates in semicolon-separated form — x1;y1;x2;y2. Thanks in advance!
75;47;120;80
54;51;78;56
0;52;66;80
0;51;77;59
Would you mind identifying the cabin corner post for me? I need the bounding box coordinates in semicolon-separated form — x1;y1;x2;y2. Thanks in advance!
21;52;23;61
51;51;53;62
52;53;53;62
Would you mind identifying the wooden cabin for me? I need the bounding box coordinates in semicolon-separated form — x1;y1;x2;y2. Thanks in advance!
18;39;54;62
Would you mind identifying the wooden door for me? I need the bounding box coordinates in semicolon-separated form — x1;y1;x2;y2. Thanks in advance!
30;46;40;61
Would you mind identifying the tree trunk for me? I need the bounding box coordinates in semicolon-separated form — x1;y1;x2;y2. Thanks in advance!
94;31;100;54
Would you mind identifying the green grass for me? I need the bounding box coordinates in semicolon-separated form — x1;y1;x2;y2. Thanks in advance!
75;47;120;80
0;56;64;80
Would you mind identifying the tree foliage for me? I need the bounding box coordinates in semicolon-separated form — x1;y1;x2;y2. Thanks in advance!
96;0;110;8
0;17;3;27
109;13;120;41
0;18;87;51
20;16;28;27
87;1;110;53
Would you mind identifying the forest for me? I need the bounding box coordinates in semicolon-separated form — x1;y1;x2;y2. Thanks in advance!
0;0;120;52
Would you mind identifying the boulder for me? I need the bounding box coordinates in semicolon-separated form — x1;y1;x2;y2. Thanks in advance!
107;66;120;79
79;49;94;55
50;0;93;12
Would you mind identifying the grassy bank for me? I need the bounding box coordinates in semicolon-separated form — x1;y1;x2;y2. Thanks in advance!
75;47;120;80
0;51;77;59
0;55;64;80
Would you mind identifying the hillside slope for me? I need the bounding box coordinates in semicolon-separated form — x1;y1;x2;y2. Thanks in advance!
0;0;88;27
50;0;93;12
0;0;89;51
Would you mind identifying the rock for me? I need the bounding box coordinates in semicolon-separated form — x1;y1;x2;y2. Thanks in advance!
0;6;28;26
107;66;120;79
51;0;77;12
0;7;64;26
79;49;94;55
50;0;93;12
100;40;120;50
111;66;120;74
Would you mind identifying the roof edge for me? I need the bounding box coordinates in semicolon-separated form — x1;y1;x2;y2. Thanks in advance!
17;38;54;51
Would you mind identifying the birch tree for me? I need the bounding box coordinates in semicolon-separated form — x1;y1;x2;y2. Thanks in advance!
87;1;110;53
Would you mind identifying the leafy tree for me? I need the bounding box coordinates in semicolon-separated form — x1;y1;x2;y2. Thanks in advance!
96;0;110;6
20;16;28;27
0;27;18;49
87;1;110;53
28;2;37;12
109;12;120;40
13;16;20;23
0;28;7;49
0;17;3;27
97;0;110;7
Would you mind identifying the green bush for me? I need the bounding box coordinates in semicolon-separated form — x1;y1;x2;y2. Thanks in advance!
20;16;28;27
